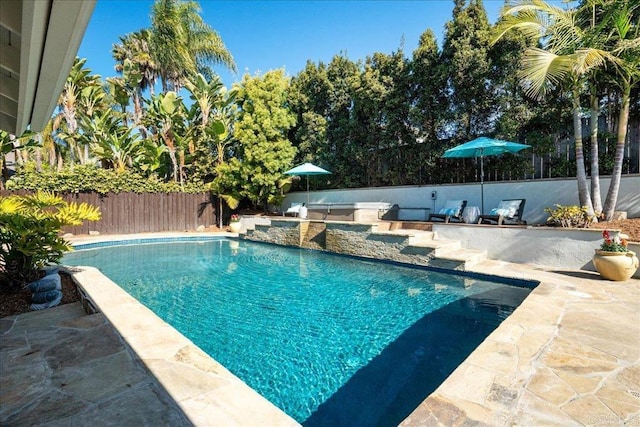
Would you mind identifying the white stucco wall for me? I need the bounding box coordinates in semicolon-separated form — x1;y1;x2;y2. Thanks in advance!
433;224;640;279
283;175;640;224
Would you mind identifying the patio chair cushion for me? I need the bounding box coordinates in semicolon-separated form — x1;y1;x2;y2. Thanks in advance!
438;200;464;217
285;203;302;215
490;200;520;218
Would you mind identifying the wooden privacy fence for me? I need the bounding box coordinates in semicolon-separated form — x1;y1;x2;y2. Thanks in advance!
1;191;217;235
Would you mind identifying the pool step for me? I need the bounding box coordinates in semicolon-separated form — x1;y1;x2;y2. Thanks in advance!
430;247;488;270
401;230;487;270
410;238;460;255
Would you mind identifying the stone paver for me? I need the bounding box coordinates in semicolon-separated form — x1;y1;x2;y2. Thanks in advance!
0;303;192;426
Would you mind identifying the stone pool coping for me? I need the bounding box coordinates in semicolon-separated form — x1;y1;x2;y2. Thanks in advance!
65;232;639;425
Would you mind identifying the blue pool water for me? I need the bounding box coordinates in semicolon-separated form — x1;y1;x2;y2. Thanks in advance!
63;239;533;425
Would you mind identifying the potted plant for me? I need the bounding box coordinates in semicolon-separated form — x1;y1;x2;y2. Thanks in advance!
593;230;639;281
229;214;242;233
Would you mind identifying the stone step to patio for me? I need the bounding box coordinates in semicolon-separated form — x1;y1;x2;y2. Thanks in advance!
407;231;435;246
393;227;486;270
408;237;461;255
2;302;87;335
433;247;488;270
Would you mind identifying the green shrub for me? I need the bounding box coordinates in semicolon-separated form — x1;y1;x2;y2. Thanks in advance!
544;204;594;228
0;191;101;290
6;164;207;194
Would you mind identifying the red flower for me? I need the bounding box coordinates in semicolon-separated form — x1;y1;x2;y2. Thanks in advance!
602;230;610;239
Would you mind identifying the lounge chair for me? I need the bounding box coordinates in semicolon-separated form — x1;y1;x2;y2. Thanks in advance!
477;199;526;225
428;200;467;223
284;202;304;217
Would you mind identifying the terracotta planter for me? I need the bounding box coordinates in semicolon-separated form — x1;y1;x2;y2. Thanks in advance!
593;250;639;281
229;221;242;233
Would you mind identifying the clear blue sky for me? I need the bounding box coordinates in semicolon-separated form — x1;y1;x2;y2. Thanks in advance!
77;0;547;88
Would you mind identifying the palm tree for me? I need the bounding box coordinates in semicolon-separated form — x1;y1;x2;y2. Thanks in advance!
493;0;618;219
56;58;105;165
150;0;236;92
79;109;143;173
112;29;159;123
144;91;187;184
594;1;640;220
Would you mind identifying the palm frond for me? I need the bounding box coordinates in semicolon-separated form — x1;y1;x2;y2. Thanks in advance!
518;47;574;99
220;194;240;210
494;0;584;56
571;48;620;75
22;191;65;210
0;197;25;214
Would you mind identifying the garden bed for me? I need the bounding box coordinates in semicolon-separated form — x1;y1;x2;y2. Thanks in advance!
0;273;79;318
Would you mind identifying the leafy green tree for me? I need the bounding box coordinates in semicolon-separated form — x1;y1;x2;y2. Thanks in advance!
289;60;331;166
112;30;159;97
441;0;495;140
323;54;361;187
229;70;297;209
111;30;160;137
351;49;413;186
0;192;101;290
150;0;236;92
409;29;448;183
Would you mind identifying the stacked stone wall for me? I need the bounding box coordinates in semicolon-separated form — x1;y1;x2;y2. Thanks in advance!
246;220;439;268
244;220;303;246
325;223;434;266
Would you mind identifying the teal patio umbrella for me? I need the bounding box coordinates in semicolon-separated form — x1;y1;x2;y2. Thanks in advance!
443;137;530;214
284;163;331;205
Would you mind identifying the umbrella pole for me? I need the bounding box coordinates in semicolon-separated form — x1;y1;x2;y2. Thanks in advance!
306;176;310;206
480;154;484;215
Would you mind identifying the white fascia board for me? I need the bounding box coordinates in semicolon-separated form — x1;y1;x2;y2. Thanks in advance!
30;0;96;133
0;1;22;34
15;0;50;135
0;71;20;102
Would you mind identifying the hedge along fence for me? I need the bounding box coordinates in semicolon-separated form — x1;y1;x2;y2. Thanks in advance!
1;191;217;235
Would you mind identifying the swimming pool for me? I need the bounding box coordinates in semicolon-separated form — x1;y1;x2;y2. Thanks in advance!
63;238;533;425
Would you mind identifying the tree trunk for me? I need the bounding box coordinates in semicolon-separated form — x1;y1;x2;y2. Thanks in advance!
0;156;6;190
572;88;595;218
218;197;223;229
602;84;631;220
168;149;178;183
589;90;602;216
178;150;185;187
49;142;57;169
35;148;42;172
